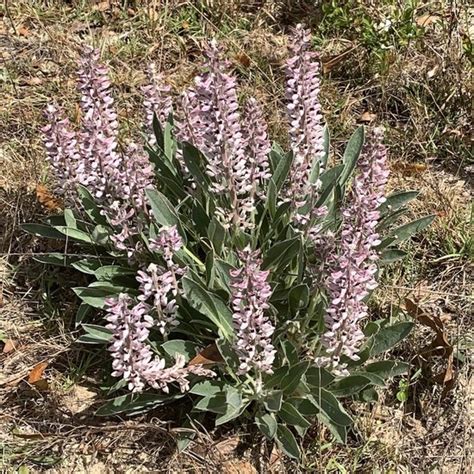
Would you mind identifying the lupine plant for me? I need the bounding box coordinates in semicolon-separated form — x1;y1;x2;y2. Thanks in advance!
26;25;435;459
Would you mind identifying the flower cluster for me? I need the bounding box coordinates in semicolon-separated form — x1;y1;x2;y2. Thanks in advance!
175;42;270;229
136;226;184;335
43;104;81;199
285;24;325;224
149;225;183;267
230;247;276;376
43;46;154;256
141;62;173;145
242;97;271;210
105;293;215;393
136;263;180;336
316;128;389;374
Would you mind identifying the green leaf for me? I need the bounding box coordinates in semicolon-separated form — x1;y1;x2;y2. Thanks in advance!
263;390;283;412
72;259;102;275
288;284;310;316
192;200;211;237
364;360;410;379
305;366;335;388
359;386;379;402
94;265;134;280
194;393;227;414
377;207;410;231
314;164;344;207
75;303;92;327
33;253;78;267
352;371;385;386
161;340;200;362
262;237;300;271
215;391;248;426
181;142;211;189
391;215;436;244
281;361;309;394
54;226;93;244
379;190;419;215
276;424;301;460
205;250;215;287
328;375;372;397
256;413;277;440
77;185;107;225
146;188;180;227
321;125;330;167
163;115;176;160
181;276;234;340
272;150;294;191
339;126;365;186
152;113;165;151
279;402;311;428
96;393;181;416
370;322;414;355
281;340;299;366
308;389;353;426
21;223;65;240
189;380;224;397
214;259;235;293
92;225;112;245
208;217;226;255
293;398;320;417
63;209;77;228
317;413;348;443
77;324;112;344
73;285;126;309
380;248;407;264
266;179;278;217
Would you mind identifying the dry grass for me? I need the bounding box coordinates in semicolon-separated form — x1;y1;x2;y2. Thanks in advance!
0;0;472;472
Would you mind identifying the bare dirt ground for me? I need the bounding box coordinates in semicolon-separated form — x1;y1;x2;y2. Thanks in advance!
0;1;472;472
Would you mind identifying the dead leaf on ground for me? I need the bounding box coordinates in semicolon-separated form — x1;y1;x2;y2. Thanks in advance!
36;184;63;212
2;339;17;354
391;161;428;175
215;436;240;457
405;298;455;397
222;460;257;474
93;1;112;12
63;385;97;414
268;446;283;470
18;25;31;37
322;45;358;73
28;362;49;390
234;52;251;68
360;111;377;123
416;14;441;27
20;77;43;86
188;343;224;366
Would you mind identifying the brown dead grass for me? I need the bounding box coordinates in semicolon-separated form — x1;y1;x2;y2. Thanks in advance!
0;0;472;472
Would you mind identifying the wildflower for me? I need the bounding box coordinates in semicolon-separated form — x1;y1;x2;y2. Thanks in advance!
136;263;180;336
149;225;183;268
316;128;389;375
105;294;215;393
142;62;173;145
239;97;271;224
177;41;251;228
42;105;80;198
285;24;325;221
105;294;155;392
230;247;276;375
76;46;120;200
44;46;155;257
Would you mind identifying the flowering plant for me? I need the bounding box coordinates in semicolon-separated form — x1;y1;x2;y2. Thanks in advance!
26;25;434;458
